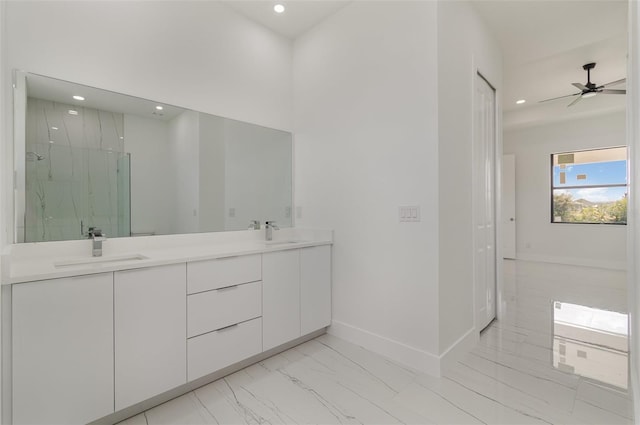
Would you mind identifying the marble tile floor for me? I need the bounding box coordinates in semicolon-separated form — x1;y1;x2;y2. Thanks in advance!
119;260;633;424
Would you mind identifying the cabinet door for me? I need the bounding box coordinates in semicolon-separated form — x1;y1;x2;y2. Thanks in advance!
115;264;187;410
301;245;332;335
262;250;300;351
12;274;114;425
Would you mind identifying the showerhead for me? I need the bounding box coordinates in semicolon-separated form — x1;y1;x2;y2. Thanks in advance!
26;151;45;161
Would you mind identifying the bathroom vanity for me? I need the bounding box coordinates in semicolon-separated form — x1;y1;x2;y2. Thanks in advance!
1;229;332;425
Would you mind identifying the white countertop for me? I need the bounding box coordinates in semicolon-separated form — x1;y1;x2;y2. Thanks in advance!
4;228;333;284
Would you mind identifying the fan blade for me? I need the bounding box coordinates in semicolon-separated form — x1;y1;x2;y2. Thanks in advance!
539;92;581;103
600;89;626;95
601;78;626;87
572;83;588;91
568;95;583;107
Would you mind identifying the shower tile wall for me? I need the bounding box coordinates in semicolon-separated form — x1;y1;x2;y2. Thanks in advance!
25;98;130;242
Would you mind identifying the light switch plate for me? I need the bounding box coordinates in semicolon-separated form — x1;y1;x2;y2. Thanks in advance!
399;205;420;222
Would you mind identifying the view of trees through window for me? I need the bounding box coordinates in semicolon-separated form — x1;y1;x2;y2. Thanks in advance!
551;147;627;225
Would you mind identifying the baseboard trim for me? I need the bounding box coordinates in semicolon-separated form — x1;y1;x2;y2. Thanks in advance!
439;327;478;372
328;320;441;377
516;253;626;271
631;363;640;425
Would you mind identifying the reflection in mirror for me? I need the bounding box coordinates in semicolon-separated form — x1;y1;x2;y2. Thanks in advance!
553;301;628;389
15;72;293;242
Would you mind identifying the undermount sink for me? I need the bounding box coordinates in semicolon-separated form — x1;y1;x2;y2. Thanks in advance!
54;254;149;268
264;240;305;246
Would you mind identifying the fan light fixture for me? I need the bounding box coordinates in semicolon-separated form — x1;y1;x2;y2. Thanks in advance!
582;92;597;99
274;4;285;13
516;99;526;104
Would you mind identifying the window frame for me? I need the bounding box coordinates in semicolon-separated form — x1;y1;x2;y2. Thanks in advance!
550;146;628;225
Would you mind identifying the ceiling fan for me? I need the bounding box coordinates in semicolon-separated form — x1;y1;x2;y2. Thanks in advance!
540;62;626;107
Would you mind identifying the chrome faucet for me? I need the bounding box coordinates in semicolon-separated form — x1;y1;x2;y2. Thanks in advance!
87;227;106;257
265;221;279;241
248;220;261;230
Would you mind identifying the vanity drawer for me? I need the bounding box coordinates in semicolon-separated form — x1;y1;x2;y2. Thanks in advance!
187;255;261;294
187;317;262;381
187;281;262;338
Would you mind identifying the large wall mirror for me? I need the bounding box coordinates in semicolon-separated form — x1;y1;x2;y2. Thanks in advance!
13;72;293;243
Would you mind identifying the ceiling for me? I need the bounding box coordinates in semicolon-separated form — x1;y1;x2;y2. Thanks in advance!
220;0;628;127
222;1;350;39
472;0;628;126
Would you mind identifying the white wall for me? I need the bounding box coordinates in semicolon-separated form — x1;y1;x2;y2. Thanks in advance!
1;0;9;252
124;115;173;236
504;112;627;269
294;1;442;373
627;0;639;421
4;1;292;131
3;0;293;246
0;2;6;421
437;0;503;355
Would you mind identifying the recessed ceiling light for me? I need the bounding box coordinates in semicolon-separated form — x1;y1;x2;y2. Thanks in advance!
49;140;54;144
274;4;285;13
516;99;526;104
120;136;124;140
582;92;597;99
155;105;164;111
51;126;58;130
68;110;78;115
73;95;85;101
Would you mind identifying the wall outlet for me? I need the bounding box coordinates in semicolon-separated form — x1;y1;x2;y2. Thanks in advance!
285;206;291;218
399;206;420;222
228;207;236;218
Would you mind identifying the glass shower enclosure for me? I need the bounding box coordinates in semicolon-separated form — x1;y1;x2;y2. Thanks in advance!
14;71;132;243
24;144;131;242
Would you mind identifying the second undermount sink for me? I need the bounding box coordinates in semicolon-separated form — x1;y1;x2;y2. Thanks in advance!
264;240;306;246
54;254;149;268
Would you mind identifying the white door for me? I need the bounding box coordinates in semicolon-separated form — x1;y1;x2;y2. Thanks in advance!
474;73;497;331
502;154;516;259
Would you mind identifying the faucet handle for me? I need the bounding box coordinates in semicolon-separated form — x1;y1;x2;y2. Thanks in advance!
87;227;106;240
248;220;261;230
265;221;279;230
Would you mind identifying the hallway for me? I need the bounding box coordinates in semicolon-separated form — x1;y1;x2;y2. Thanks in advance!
119;260;631;424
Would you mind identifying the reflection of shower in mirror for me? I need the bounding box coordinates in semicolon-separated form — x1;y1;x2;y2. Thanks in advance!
26;151;45;161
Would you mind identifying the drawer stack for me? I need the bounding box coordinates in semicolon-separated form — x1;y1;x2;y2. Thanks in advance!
186;255;262;381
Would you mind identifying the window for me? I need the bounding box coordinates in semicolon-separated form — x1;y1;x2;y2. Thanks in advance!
551;147;627;224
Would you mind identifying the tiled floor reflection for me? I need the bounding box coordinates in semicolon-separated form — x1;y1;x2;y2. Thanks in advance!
119;260;633;424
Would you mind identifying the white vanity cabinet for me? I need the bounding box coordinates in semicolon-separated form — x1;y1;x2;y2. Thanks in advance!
7;239;331;425
114;264;187;410
186;255;263;381
263;246;332;351
12;273;114;425
301;245;332;335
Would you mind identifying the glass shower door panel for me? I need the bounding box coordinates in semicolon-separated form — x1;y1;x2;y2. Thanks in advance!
25;143;89;242
24;145;131;242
